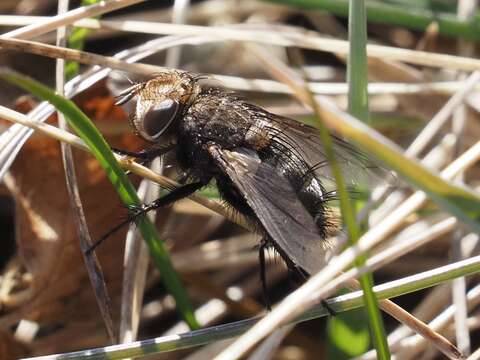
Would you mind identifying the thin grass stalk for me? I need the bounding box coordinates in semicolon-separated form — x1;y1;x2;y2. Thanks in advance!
347;281;460;360
5;34;480;94
7;26;480;73
54;0;116;342
450;1;477;355
265;0;480;41
165;0;191;68
0;71;200;330
393;284;480;359
119;0;193;349
348;0;369;124
247;325;294;360
65;0;102;79
119;180;150;344
470;347;480;360
2;0;145;40
22;254;480;360
4;16;480;73
347;1;389;358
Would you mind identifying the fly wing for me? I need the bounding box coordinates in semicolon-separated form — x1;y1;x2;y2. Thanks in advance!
208;145;330;274
246;104;387;190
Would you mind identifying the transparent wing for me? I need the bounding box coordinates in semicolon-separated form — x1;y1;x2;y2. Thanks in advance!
246;105;389;191
208;145;330;274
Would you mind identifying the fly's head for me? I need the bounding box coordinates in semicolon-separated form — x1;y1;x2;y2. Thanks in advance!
115;71;202;142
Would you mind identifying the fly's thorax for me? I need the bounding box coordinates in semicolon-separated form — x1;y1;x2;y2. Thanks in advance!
245;117;273;151
124;71;202;142
138;72;201;105
179;89;256;150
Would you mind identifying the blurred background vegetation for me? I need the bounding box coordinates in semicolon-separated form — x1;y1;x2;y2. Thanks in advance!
1;0;480;359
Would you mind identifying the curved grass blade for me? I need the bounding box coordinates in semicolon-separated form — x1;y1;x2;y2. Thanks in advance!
21;254;480;360
345;1;389;358
327;299;370;358
0;69;200;330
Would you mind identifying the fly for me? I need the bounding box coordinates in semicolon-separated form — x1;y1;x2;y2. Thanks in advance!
98;70;376;302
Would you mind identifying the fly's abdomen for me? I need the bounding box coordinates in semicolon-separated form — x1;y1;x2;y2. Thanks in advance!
297;176;331;239
258;146;332;239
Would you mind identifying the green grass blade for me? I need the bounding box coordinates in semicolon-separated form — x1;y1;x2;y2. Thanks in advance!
0;70;200;330
346;1;389;358
327;303;370;358
348;0;369;124
66;0;101;79
264;0;480;42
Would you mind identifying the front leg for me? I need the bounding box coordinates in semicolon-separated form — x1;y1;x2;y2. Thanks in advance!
259;238;272;310
87;181;207;254
112;142;176;162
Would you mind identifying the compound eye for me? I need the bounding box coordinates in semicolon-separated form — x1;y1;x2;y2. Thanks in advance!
141;99;180;140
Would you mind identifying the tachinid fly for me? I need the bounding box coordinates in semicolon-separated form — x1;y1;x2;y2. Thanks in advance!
109;70;373;286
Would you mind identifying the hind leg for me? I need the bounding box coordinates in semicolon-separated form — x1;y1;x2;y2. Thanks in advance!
271;243;337;316
258;238;272;310
112;143;176;166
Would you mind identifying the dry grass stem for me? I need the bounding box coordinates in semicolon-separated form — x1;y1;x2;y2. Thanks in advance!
4;17;480;72
119;180;151;344
1;0;146;40
55;0;116;343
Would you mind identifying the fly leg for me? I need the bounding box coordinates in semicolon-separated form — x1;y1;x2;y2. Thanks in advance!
259;238;272;310
322;300;336;316
288;269;336;316
281;253;337;316
126;181;206;218
289;267;336;316
86;181;206;254
112;142;176;165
